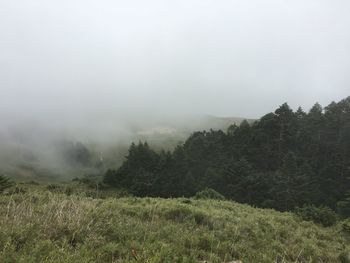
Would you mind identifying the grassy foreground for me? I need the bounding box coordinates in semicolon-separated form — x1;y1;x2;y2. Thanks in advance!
0;186;349;263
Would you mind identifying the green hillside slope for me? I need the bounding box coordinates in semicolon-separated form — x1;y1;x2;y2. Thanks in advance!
0;186;349;263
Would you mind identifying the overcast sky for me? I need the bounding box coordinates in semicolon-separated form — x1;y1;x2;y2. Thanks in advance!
1;0;350;122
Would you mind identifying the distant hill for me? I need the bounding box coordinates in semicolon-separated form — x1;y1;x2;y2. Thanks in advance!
134;114;254;149
0;114;251;181
136;115;253;135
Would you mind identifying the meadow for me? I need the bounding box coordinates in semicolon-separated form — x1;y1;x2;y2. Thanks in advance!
0;182;349;263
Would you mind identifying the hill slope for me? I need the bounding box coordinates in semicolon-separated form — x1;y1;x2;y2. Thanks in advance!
0;115;250;182
0;187;348;262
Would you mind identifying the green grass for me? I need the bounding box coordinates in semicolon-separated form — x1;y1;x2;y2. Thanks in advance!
0;184;349;262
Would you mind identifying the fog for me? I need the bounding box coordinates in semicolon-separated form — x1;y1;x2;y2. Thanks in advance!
0;0;350;179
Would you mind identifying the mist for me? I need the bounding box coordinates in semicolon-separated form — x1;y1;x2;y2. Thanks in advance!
1;0;350;180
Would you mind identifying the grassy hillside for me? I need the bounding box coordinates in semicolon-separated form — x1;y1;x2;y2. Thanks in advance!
0;184;349;263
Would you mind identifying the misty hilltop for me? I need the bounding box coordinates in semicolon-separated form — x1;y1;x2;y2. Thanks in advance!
0;114;250;181
1;0;350;261
1;0;349;183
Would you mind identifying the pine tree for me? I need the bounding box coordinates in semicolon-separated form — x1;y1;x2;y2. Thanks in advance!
102;97;350;214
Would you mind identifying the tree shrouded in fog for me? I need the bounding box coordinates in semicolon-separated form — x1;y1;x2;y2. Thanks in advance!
104;97;350;215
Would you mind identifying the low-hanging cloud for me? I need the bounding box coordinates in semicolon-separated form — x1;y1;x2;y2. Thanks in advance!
0;0;350;180
1;0;349;122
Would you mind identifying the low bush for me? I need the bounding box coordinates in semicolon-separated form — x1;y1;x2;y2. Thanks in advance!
339;251;350;263
295;204;337;227
337;199;350;218
194;188;225;200
6;185;26;195
0;175;13;193
46;184;62;192
164;206;193;222
341;219;350;236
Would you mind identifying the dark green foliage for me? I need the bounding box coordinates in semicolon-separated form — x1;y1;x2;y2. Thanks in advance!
295;205;337;227
104;97;350;215
341;219;350;236
339;251;350;263
0;175;13;193
338;201;350;218
61;141;91;166
164;206;194;222
27;180;40;185
103;142;160;197
46;184;61;192
195;188;225;200
6;185;26;195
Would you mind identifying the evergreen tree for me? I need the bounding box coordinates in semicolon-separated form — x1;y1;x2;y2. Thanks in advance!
103;97;350;216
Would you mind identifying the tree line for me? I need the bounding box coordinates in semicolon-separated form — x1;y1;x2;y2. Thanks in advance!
104;97;350;215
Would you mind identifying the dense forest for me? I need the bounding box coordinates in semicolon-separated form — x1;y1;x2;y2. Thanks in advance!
104;97;350;216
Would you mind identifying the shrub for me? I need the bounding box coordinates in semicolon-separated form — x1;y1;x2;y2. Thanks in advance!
193;211;214;229
164;206;193;222
341;219;350;236
27;180;40;185
114;189;131;198
295;204;337;227
181;198;192;204
64;187;73;196
46;184;62;192
194;188;225;200
337;200;350;218
6;186;26;195
339;251;350;263
0;175;13;193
